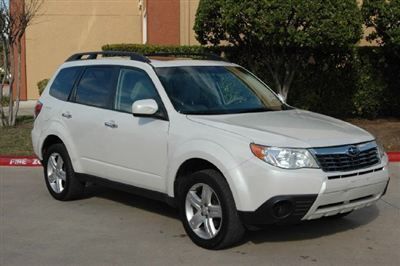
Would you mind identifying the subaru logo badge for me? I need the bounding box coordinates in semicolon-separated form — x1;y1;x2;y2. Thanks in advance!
347;146;360;157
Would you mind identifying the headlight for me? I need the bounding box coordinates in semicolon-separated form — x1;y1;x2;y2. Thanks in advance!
250;143;319;169
375;140;386;158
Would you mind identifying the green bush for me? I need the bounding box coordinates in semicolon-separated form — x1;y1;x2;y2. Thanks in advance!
287;51;354;117
194;0;362;100
102;43;214;55
375;49;400;117
363;0;400;51
352;48;385;118
37;79;49;96
1;95;9;106
101;43;400;119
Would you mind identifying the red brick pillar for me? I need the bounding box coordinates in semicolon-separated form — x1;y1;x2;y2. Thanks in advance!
147;0;180;45
9;0;28;101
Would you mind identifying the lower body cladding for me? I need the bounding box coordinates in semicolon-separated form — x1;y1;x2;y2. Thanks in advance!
237;161;390;225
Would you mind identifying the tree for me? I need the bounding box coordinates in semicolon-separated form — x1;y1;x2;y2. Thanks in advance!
194;0;362;100
362;0;400;54
0;42;4;81
0;0;42;127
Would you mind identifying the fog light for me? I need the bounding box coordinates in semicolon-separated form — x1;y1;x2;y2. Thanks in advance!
272;200;293;218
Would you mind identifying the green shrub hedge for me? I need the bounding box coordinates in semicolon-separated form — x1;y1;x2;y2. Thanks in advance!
37;79;49;96
102;43;400;118
102;43;211;54
282;47;398;119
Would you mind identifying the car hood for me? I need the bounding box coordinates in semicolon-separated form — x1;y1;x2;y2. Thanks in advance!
187;109;374;148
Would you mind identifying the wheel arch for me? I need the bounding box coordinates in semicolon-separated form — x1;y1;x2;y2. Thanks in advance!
173;158;222;199
39;123;83;172
167;141;249;210
41;135;64;157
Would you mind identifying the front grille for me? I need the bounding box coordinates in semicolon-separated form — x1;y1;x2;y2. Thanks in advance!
312;141;380;172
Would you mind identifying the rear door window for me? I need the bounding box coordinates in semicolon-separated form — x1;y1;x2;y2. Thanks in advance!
74;66;118;109
49;67;82;101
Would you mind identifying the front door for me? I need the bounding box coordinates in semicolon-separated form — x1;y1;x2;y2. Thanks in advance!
100;67;169;192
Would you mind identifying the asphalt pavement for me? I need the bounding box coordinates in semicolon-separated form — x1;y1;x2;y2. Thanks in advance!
1;164;399;266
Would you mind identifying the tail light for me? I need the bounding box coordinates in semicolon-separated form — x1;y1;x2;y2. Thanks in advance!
34;100;43;118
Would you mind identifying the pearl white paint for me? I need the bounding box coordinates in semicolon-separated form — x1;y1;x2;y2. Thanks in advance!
32;58;389;214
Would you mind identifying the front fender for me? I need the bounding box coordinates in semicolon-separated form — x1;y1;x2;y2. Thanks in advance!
167;139;252;210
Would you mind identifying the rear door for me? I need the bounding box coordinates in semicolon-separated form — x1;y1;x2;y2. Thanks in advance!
62;65;119;177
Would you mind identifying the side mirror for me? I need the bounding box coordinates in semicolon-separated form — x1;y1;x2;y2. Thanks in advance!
277;93;286;103
132;99;158;116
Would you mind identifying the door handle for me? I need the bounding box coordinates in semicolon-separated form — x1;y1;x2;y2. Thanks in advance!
62;112;72;119
104;120;118;129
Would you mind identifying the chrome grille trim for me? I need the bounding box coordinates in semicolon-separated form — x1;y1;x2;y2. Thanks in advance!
311;141;380;172
327;167;384;180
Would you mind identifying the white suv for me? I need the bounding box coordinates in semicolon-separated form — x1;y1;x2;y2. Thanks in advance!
32;51;390;249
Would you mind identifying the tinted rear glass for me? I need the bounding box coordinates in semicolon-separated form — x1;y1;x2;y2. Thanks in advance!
49;67;82;101
75;66;117;109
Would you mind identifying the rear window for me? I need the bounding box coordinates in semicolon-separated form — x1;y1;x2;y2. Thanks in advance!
49;67;82;101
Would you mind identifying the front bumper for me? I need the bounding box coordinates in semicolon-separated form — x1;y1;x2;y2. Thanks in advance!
238;194;317;225
238;179;389;225
232;155;390;225
303;174;389;220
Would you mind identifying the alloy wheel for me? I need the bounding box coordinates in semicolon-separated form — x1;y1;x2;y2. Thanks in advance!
46;152;66;193
185;183;223;239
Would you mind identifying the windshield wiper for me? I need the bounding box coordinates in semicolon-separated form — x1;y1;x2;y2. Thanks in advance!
183;107;272;115
183;110;230;115
235;107;272;114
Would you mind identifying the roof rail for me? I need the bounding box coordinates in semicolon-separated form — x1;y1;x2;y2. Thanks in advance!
145;52;225;61
65;51;151;63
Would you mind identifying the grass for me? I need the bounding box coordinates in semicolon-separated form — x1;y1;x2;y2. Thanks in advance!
0;116;34;156
348;118;400;151
0;116;398;156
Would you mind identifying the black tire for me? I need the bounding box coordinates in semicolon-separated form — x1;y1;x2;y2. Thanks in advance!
178;169;245;249
43;143;84;201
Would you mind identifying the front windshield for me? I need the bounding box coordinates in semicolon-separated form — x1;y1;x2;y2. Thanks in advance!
155;66;286;115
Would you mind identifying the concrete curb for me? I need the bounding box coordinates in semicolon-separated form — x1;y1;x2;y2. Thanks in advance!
1;152;399;167
0;156;41;167
387;152;400;162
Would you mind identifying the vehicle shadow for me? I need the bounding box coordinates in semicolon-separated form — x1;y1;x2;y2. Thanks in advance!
84;184;380;245
84;184;180;220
